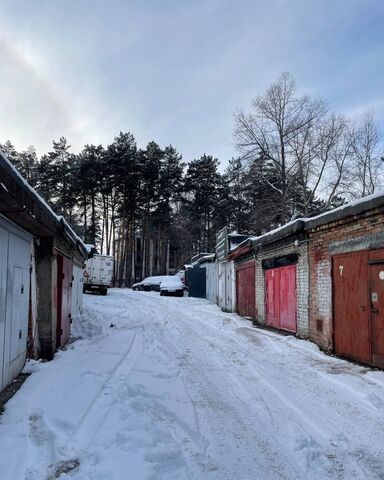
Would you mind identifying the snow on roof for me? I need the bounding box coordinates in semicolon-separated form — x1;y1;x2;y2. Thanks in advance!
251;218;306;247
0;149;87;256
233;235;257;250
192;253;216;266
229;190;384;257
305;190;384;229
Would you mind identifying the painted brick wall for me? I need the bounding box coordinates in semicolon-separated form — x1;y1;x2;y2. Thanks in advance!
254;241;309;338
308;208;384;352
255;258;265;324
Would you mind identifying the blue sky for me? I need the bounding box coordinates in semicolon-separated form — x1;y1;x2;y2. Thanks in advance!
0;0;383;166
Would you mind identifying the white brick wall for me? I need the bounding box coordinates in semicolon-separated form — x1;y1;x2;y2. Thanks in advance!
316;259;332;318
255;258;265;324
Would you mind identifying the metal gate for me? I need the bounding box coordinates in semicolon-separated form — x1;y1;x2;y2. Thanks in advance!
206;263;219;304
333;249;384;367
218;261;235;312
187;267;206;298
236;261;255;319
368;251;384;367
265;265;297;333
56;255;73;348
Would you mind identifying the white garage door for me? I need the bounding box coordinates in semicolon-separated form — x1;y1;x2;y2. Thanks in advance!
0;216;32;391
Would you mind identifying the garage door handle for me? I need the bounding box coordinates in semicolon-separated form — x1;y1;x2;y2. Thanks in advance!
371;307;379;314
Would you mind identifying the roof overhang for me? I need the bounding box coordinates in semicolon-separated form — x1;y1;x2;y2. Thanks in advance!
0;153;58;236
227;242;254;261
0;152;88;260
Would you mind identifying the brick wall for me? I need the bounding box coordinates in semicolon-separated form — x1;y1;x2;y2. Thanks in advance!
308;207;384;351
254;240;309;338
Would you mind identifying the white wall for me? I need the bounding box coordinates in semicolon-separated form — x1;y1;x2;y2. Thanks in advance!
71;264;84;322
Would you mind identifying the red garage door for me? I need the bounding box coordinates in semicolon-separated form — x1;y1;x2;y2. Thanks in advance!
236;261;255;319
265;265;297;333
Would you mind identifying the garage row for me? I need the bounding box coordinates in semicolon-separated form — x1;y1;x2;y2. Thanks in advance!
189;196;384;369
0;152;87;392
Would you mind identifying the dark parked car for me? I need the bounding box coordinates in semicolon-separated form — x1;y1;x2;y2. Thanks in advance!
132;276;171;292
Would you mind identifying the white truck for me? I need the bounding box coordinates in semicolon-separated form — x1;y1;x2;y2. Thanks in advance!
83;254;114;295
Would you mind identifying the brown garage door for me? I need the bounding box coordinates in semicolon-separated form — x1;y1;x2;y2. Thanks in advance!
236;261;255;319
333;251;370;363
368;250;384;368
333;249;384;367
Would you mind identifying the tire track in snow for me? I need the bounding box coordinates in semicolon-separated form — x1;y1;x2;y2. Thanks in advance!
126;291;384;480
129;294;303;479
70;332;143;445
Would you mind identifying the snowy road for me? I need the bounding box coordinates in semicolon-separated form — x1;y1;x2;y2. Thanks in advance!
1;289;384;480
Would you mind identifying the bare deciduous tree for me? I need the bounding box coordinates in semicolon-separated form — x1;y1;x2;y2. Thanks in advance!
290;114;353;215
350;109;383;198
234;72;326;223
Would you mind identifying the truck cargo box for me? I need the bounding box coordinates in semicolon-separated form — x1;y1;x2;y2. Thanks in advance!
83;254;114;295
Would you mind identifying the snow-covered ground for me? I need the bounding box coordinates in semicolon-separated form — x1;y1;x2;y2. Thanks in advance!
1;289;384;480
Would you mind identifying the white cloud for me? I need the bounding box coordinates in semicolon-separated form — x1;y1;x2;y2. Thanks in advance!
0;0;383;162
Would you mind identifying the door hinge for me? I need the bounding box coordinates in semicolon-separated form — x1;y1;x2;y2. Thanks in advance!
21;285;24;294
19;329;22;339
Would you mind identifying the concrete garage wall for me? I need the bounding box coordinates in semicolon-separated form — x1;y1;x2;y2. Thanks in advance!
35;238;58;359
308;208;384;352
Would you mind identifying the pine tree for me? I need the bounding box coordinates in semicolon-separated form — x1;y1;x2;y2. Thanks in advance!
183;155;222;252
36;137;77;220
76;144;104;244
